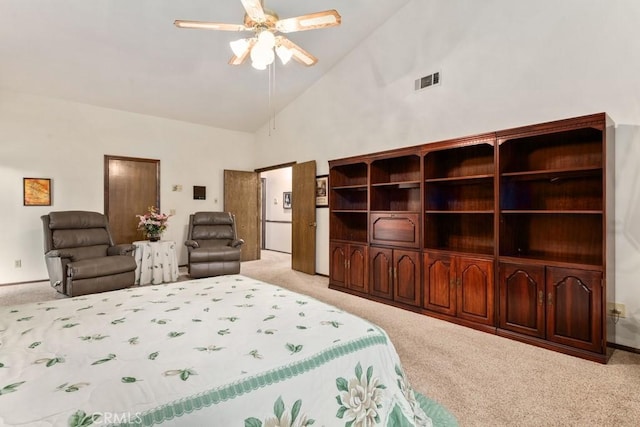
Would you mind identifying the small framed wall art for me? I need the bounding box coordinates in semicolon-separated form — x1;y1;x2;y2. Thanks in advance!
23;178;52;206
283;191;292;209
315;175;329;207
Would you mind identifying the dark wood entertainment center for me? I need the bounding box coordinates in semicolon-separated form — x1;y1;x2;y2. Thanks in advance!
328;112;615;363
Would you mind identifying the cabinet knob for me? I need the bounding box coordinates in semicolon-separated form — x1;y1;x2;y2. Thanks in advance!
547;293;553;306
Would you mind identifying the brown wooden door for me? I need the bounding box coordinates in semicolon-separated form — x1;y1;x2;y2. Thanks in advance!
546;267;603;352
104;156;159;244
224;170;260;261
369;247;393;300
292;161;316;274
329;242;347;288
394;249;420;306
457;256;494;325
499;262;545;338
423;252;456;316
347;244;368;293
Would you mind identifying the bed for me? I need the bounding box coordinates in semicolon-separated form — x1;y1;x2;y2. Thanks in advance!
0;275;457;426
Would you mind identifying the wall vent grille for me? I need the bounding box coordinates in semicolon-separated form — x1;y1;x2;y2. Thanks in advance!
415;72;440;91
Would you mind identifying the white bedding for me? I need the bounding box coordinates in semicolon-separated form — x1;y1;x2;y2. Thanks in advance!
0;275;457;426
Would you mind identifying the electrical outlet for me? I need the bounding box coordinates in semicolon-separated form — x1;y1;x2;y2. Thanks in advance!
169;209;176;216
607;302;626;318
14;259;21;268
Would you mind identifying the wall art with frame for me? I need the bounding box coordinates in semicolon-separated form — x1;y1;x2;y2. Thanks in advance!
315;175;329;208
23;178;52;206
283;191;292;209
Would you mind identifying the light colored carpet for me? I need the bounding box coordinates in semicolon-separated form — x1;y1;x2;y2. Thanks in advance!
2;251;639;426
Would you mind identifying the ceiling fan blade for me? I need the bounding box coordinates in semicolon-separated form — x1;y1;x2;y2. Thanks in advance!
240;0;266;23
278;37;318;66
275;10;341;33
229;38;257;65
174;20;249;31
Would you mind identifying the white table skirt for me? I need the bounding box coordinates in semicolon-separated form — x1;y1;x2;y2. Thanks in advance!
133;240;179;285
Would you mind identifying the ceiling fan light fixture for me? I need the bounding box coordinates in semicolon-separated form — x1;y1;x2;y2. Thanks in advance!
251;60;268;70
275;45;293;65
257;30;276;49
230;38;251;57
250;42;275;67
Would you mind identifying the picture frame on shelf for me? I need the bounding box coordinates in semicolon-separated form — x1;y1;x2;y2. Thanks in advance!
315;175;329;208
283;191;292;209
23;178;52;206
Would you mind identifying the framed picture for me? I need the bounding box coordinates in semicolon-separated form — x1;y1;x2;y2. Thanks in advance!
315;175;329;208
23;178;52;206
283;191;292;209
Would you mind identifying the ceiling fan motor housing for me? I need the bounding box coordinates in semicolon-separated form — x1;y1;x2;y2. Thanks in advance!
244;9;279;30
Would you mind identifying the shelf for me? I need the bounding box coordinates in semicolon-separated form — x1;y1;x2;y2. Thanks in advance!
331;209;368;214
501;210;602;215
371;180;421;188
498;254;602;269
501;167;602;180
426;210;494;214
332;184;368;191
425;174;493;184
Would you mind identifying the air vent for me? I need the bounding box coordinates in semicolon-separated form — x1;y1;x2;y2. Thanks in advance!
415;71;441;91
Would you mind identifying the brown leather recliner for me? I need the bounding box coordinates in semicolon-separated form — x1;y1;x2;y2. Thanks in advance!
41;211;137;297
185;212;244;278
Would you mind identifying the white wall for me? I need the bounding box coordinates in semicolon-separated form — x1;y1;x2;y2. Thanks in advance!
261;167;292;253
0;89;255;284
253;0;640;347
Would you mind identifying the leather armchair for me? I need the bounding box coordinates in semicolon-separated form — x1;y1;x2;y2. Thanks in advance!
41;211;137;297
185;212;244;278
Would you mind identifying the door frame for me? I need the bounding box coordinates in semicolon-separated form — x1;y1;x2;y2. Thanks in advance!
256;162;296;253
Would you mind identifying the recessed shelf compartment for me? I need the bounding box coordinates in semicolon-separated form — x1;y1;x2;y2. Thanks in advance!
499;213;603;266
331;186;368;211
501;172;602;211
425;213;494;255
425;143;494;179
371;155;421;184
371;185;421;211
500;128;603;174
426;180;494;211
330;211;368;243
330;162;368;187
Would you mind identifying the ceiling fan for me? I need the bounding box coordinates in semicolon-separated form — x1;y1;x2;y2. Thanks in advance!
174;0;342;70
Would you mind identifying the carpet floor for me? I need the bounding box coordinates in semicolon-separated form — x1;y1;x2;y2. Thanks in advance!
2;250;639;426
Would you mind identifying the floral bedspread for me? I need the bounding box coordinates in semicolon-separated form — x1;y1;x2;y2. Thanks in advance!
0;275;457;427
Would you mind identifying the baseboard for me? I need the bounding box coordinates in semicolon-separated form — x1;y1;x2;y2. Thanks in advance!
0;278;49;287
608;342;640;354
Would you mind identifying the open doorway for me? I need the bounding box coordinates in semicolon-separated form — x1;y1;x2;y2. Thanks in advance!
260;166;292;254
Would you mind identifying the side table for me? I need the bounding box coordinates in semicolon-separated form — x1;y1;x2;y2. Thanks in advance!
132;240;179;285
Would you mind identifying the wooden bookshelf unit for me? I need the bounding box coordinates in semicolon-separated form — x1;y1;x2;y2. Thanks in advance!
328;112;615;363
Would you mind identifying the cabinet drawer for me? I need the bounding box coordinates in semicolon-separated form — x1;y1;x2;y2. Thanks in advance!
370;213;420;248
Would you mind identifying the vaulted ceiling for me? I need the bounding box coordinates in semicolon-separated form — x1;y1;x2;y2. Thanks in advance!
1;0;409;131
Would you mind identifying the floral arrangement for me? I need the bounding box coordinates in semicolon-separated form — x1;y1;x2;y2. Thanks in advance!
136;206;171;239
